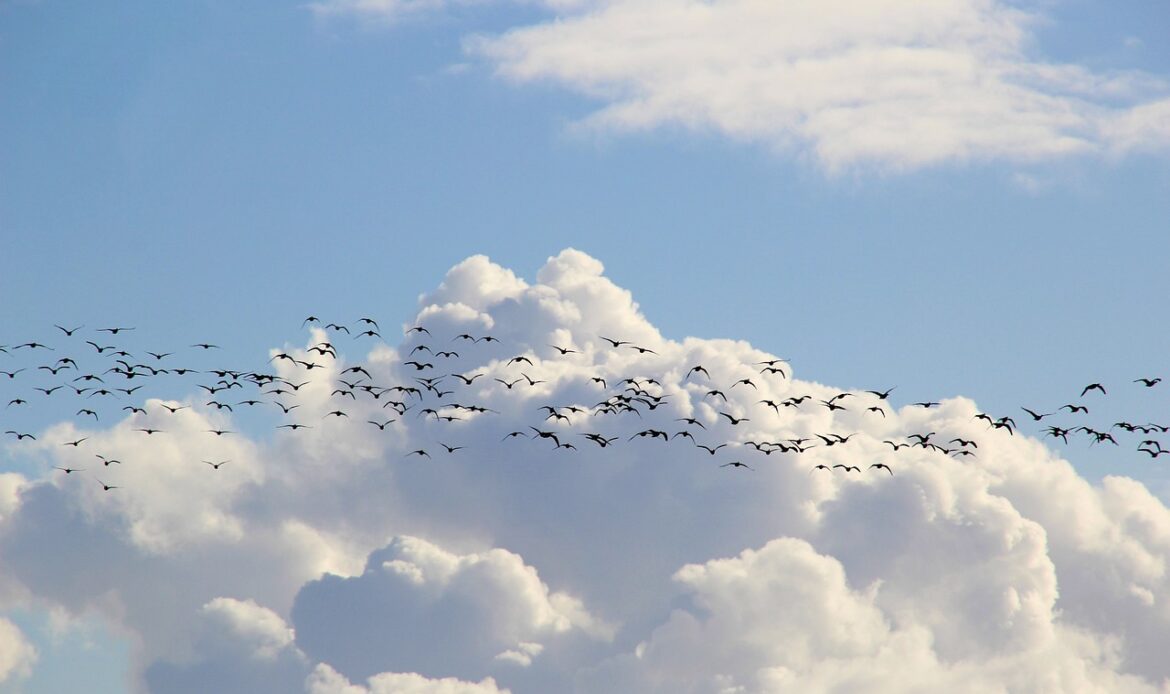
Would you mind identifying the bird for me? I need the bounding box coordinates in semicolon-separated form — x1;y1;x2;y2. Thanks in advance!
62;438;88;447
731;378;757;389
718;412;749;425
507;356;534;366
695;443;727;455
451;373;484;385
54;466;84;474
1134;378;1161;387
520;373;546;386
865;387;896;399
676;417;707;429
438;442;464;453
367;419;396;430
406;449;431;458
96;480;119;491
1061;404;1089;414
869;463;894;475
95;455;121;466
1020;407;1053;421
1080;383;1106;397
55;324;83;336
598;336;631;348
720;461;753;470
549;344;577;355
203;460;230;469
686;365;710;380
833;465;861;473
137;428;164;435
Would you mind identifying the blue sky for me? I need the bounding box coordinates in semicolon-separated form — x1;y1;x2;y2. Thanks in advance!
2;1;1170;692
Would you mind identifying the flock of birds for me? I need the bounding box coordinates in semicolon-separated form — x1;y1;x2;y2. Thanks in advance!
1;318;1167;493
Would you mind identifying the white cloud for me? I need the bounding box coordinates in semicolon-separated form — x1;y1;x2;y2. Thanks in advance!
5;250;1170;692
0;617;37;685
201;597;297;661
307;663;511;694
316;0;1170;171
292;535;611;681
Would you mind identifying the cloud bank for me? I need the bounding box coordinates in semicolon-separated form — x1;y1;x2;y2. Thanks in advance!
2;249;1170;692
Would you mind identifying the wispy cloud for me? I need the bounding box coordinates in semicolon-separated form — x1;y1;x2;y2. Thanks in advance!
316;0;1170;172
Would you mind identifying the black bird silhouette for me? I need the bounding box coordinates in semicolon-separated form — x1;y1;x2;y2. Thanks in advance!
865;387;896;399
55;324;83;336
696;443;728;455
1061;404;1089;414
549;344;577;355
676;417;707;429
96;479;119;491
1080;383;1107;397
719;412;749;425
438;442;464;453
63;438;88;447
96;455;121;466
686;365;710;380
720;461;753;470
278;423;312;430
98;326;134;334
869;463;894;475
1020;407;1053;421
54;466;84;474
451;373;484;385
834;465;861;473
1134;378;1161;387
203;460;230;469
598;336;630;348
913;401;940;408
4;431;35;441
731;378;757;389
406;326;430;335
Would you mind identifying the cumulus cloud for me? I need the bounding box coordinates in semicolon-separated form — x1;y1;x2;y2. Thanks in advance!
314;0;1170;171
4;249;1170;692
293;535;611;682
306;663;510;694
0;617;37;685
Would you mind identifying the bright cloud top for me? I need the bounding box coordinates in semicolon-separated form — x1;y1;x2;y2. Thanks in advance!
3;249;1170;692
315;0;1170;171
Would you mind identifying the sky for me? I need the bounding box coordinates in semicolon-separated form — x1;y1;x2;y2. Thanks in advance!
1;0;1170;692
